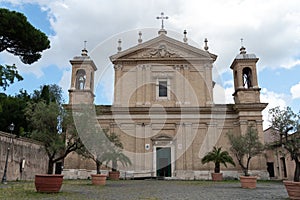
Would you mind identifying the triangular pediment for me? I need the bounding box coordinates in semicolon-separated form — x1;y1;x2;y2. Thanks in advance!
151;133;173;141
110;34;217;63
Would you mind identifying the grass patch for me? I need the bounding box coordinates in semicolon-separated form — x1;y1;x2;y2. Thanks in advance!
0;179;94;199
174;179;240;186
0;179;284;199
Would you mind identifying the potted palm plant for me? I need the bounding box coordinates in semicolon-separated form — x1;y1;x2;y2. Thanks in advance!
101;132;131;180
201;146;235;181
102;148;132;180
228;126;264;189
269;106;300;199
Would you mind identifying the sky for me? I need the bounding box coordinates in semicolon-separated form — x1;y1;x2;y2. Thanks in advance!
0;0;300;129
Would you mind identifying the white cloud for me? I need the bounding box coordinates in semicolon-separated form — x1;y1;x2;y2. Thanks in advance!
260;88;289;129
291;82;300;99
213;84;234;104
58;68;71;103
3;0;300;73
282;59;300;69
214;85;290;130
2;0;300;108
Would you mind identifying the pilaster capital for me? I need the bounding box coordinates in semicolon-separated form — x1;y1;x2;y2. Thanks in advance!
114;64;123;71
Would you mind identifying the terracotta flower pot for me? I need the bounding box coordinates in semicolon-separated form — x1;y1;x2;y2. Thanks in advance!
109;171;120;180
283;181;300;200
211;173;223;181
35;174;63;193
239;176;257;189
91;174;107;185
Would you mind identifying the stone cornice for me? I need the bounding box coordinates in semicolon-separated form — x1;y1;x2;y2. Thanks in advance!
94;104;237;116
233;103;268;112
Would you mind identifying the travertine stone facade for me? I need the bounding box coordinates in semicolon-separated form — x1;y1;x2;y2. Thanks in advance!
64;29;268;180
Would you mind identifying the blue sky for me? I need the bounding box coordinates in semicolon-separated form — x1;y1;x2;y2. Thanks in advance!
1;0;300;129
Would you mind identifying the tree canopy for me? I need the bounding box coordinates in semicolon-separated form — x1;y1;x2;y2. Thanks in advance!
228;126;264;176
0;8;50;64
0;90;30;136
0;8;50;90
0;64;23;90
0;84;62;136
24;85;84;174
269;106;300;182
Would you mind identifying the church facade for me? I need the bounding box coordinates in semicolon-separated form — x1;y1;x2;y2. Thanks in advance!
64;27;268;180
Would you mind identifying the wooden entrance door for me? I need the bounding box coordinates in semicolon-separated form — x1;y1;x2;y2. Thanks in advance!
156;147;171;177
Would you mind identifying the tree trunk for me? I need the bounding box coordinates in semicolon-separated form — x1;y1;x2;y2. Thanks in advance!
215;162;220;173
294;157;300;182
47;160;54;174
244;157;251;176
112;160;117;172
96;160;101;174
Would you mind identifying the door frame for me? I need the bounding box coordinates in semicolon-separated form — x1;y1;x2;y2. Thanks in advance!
153;144;175;177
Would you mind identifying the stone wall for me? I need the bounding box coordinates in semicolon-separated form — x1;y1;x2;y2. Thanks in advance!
0;131;48;181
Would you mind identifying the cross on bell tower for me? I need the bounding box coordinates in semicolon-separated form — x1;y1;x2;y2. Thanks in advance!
68;41;97;105
230;40;261;104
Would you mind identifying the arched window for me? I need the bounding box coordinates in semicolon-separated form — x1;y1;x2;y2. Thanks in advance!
242;67;252;88
76;69;86;90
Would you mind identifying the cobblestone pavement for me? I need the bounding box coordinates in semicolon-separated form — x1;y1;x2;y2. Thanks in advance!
60;180;288;200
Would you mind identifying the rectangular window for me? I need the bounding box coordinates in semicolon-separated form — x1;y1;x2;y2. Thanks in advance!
159;81;167;97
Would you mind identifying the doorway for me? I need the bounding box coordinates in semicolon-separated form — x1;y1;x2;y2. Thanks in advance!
267;162;275;178
280;157;287;178
156;147;171;177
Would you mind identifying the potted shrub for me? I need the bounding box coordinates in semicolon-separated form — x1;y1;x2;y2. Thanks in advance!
228;126;264;188
25;85;85;192
269;106;300;199
78;145;107;185
74;105;109;185
90;160;107;185
78;144;108;185
201;146;235;181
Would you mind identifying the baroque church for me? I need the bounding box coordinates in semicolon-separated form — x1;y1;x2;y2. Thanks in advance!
64;16;268;180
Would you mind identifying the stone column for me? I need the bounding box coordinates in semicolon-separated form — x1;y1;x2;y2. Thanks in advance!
204;63;213;105
183;65;190;105
135;124;143;171
184;122;193;170
252;67;259;88
145;65;151;106
175;122;184;170
113;65;122;106
144;124;152;171
175;65;181;106
237;67;243;89
136;65;143;106
239;120;248;135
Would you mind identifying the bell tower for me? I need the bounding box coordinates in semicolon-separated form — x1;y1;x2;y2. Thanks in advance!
68;47;97;104
230;45;261;104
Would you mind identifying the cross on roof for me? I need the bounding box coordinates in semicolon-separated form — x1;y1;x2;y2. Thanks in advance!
156;12;168;29
84;40;87;49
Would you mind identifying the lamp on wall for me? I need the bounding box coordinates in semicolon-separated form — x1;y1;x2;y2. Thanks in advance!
1;123;14;184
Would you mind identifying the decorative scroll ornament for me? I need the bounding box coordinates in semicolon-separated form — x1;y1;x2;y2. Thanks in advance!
141;44;184;58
